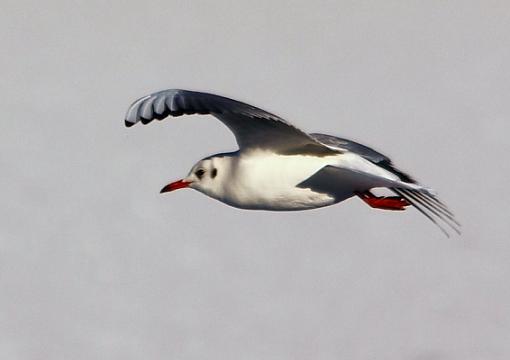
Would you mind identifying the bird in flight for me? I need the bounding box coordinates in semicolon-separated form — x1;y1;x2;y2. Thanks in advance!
125;89;460;237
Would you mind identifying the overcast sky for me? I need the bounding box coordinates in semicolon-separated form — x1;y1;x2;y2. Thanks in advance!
2;1;510;359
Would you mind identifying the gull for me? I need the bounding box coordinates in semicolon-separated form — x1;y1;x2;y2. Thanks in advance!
125;89;460;237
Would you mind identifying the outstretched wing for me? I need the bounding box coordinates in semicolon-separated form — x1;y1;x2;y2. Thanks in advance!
125;89;337;156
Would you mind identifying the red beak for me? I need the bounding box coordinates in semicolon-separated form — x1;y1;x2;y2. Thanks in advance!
160;179;191;193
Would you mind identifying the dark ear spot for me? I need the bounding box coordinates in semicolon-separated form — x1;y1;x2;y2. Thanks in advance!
211;168;217;179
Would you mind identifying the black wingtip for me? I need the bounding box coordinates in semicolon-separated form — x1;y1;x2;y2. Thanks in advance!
125;120;135;127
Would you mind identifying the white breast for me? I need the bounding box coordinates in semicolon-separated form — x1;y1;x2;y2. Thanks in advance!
219;151;341;210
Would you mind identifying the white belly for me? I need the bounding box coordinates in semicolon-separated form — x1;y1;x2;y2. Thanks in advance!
220;152;343;211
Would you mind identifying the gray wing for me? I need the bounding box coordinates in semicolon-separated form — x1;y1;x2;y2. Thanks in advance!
299;165;461;237
310;133;416;183
297;165;407;203
125;89;337;156
308;134;460;236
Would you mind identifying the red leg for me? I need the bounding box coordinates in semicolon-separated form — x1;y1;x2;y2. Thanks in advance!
356;191;410;211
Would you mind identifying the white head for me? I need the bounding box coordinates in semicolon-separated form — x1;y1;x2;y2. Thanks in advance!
160;155;229;199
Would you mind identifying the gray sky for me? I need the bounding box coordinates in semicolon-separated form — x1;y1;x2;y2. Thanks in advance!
2;1;510;359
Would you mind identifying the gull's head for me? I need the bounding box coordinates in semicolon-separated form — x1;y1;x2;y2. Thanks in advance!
160;156;226;197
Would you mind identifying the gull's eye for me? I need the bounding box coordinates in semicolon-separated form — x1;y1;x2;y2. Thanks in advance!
195;169;205;179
